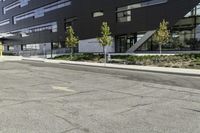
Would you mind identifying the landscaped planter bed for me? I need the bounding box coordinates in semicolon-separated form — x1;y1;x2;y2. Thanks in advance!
54;53;200;69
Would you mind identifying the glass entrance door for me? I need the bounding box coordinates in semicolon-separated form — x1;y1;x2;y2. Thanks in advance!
115;34;135;53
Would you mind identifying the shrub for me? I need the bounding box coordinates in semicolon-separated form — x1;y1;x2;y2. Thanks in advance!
54;53;103;61
3;52;16;56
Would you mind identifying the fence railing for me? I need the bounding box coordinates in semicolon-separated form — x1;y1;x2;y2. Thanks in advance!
18;48;70;57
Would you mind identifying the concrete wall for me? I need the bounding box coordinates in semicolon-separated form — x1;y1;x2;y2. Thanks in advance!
79;38;115;53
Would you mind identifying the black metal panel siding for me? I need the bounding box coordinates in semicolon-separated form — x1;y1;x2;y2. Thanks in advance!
0;0;199;45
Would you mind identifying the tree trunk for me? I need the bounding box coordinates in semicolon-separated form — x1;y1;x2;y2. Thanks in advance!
70;47;74;60
103;46;107;64
159;44;162;55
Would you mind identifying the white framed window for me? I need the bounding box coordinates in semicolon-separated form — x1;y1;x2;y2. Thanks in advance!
93;11;104;18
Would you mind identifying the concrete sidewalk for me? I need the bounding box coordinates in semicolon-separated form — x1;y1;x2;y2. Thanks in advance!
1;56;200;76
0;56;22;62
22;57;200;77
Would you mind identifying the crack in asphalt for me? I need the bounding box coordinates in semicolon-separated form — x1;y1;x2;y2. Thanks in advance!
143;84;200;95
182;108;200;113
49;90;99;99
117;103;152;114
102;89;200;104
53;114;90;133
54;114;79;127
0;99;42;109
59;127;79;133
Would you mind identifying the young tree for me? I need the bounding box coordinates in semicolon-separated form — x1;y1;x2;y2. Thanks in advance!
153;19;170;54
98;22;112;63
0;41;3;57
65;26;79;60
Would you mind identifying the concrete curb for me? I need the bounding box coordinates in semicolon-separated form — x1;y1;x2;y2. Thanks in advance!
0;56;22;62
21;57;200;77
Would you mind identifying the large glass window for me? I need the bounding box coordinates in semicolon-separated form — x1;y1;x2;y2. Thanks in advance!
0;19;10;26
116;34;136;53
10;22;58;37
3;0;30;14
116;0;168;23
23;44;40;50
7;45;14;51
13;0;71;24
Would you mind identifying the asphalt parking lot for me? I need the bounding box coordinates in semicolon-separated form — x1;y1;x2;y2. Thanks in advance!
0;60;200;133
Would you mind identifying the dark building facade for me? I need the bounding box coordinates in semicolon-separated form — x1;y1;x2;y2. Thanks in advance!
0;0;200;56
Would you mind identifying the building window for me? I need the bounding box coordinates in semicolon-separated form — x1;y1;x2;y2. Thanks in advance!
117;10;131;22
92;11;104;18
20;0;30;7
116;0;168;23
7;45;14;51
52;42;61;49
7;22;58;38
3;0;30;14
13;0;71;24
34;8;45;18
116;34;135;53
0;19;10;26
23;44;40;50
117;0;168;12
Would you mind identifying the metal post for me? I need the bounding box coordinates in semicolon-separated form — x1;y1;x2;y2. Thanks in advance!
43;44;46;58
51;42;53;59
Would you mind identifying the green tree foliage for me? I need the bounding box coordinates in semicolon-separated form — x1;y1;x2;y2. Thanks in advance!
65;26;79;59
98;22;112;63
153;19;170;54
